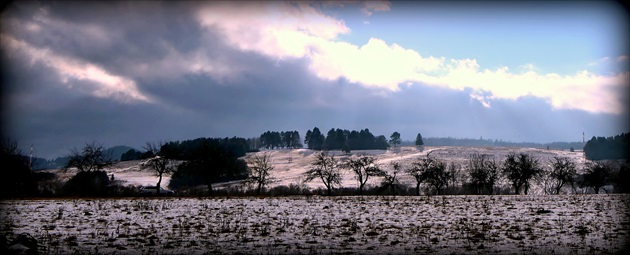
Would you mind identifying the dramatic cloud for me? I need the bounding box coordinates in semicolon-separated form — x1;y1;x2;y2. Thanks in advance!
1;1;627;158
1;34;151;104
194;1;628;114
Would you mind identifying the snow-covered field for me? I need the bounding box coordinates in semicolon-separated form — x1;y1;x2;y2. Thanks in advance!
45;146;588;193
7;146;624;254
241;146;588;193
1;195;628;254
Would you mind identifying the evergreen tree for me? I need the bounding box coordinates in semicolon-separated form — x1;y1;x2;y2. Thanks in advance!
307;127;325;150
389;132;401;148
415;133;424;146
325;128;340;150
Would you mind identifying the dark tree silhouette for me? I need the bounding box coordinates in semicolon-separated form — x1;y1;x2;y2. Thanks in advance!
612;161;630;193
247;153;274;195
584;133;629;160
64;142;114;172
167;138;248;194
141;142;176;195
415;133;424;147
325;128;341;150
407;154;450;195
342;155;384;195
121;149;146;161
389;132;401;148
0;139;37;197
382;162;402;195
502;153;543;194
304;151;340;195
580;161;611;194
62;170;110;196
260;131;282;149
375;135;390;150
547;157;577;194
305;127;325;150
466;153;500;195
422;157;451;195
288;131;303;148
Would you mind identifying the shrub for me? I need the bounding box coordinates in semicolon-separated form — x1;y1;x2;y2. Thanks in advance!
62;170;110;196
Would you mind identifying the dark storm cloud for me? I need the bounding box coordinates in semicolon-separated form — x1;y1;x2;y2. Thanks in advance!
1;1;627;158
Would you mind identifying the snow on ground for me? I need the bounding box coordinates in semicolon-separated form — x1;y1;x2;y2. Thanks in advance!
1;195;628;254
45;160;171;188
242;146;587;192
45;146;586;191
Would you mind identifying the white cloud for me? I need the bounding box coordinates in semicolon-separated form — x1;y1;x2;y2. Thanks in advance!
194;1;628;115
197;1;350;60
1;34;152;104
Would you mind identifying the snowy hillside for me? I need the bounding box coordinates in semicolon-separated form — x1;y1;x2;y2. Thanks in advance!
46;159;172;188
47;146;587;192
242;146;587;192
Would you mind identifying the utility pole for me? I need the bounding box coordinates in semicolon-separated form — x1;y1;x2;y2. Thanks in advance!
29;144;33;170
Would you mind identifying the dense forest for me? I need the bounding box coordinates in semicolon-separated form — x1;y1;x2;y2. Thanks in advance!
584;133;629;160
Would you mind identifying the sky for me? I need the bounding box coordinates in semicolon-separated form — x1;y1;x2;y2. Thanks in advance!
1;1;629;159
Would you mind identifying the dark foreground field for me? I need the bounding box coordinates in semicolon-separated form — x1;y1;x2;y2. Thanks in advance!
1;195;629;254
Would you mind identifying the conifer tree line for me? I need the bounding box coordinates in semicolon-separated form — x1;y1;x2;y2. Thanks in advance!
251;128;417;152
257;131;302;149
305;127;392;151
584;133;629;160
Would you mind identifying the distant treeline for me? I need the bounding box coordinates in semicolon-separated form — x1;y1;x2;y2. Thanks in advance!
405;137;583;150
257;131;303;149
120;137;252;161
32;145;134;170
584;133;629;160
248;128;391;152
304;127;390;151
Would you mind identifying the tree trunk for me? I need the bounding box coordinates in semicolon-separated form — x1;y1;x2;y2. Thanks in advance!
416;183;421;196
524;183;530;195
208;183;213;196
156;174;163;195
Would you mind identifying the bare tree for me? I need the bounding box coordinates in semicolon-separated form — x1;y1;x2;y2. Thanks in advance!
342;155;384;195
446;162;461;192
580;161;611;194
65;142;114;172
502;153;543;195
304;151;341;195
141;142;175;195
407;156;430;196
247;153;275;195
423;158;451;195
382;162;402;195
466;153;500;195
546;157;577;194
407;153;450;195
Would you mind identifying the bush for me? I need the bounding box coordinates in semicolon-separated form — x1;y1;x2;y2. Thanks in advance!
62;170;111;196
